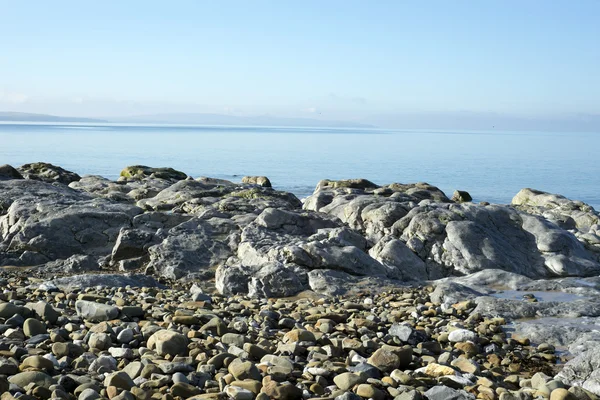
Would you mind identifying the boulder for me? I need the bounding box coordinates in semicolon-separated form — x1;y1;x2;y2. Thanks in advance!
452;190;472;203
148;330;188;357
18;162;81;184
242;176;272;187
146;217;236;280
0;164;23;180
75;300;119;322
0;179;141;266
119;165;188;181
556;344;600;395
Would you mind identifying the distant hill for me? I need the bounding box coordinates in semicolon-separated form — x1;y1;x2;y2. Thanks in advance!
0;111;374;128
0;112;107;123
109;113;375;128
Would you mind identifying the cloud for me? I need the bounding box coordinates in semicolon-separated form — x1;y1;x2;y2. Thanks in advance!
305;107;318;113
0;89;29;104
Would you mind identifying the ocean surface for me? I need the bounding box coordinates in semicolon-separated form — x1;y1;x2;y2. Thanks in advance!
1;122;599;208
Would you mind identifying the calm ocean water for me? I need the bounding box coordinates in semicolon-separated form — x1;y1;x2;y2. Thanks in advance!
1;123;599;208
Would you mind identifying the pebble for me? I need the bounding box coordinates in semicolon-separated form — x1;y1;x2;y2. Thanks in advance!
0;275;578;400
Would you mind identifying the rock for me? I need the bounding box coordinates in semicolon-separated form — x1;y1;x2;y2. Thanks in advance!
261;355;294;378
242;176;272;188
389;324;425;345
0;179;142;266
18;162;81;184
333;372;366;391
29;301;61;324
172;382;202;398
262;380;303;400
451;357;480;374
78;388;102;400
222;333;246;347
247;262;304;298
550;388;577;400
0;164;23;180
147;330;188;357
111;228;154;262
424;386;475;400
419;363;458;377
448;329;478;343
75;300;119;322
23;318;47;337
556;346;600;395
512;188;599;231
8;371;54;389
0;303;25;318
452;190;473;203
369;236;427;281
225;385;255;400
283;329;315;343
228;359;261;381
146;217;234;280
120;165;188;181
355;384;385;400
104;371;135;390
89;332;112;350
20;355;54;371
367;346;412;372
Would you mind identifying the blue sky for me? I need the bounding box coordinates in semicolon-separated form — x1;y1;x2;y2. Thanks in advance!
0;1;599;128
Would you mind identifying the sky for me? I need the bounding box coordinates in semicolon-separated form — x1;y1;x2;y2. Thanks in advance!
0;1;599;129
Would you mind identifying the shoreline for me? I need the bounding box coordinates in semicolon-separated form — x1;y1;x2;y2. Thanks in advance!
0;162;600;398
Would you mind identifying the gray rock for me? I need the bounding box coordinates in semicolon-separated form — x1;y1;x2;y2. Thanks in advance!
111;227;155;262
448;329;478;343
8;371;55;389
146;217;235;280
429;282;485;306
555;343;600;395
247;262;305;298
0;179;141;266
512;188;599;232
78;388;102;400
389;324;425;345
424;385;475;400
369;235;427;281
75;300;119;322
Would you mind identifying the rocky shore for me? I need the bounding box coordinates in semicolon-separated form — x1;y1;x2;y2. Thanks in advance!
0;162;599;400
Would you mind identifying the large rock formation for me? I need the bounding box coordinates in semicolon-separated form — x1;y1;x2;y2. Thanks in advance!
1;164;600;299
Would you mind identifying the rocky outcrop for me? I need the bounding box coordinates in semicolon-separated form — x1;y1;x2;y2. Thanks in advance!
18;162;81;184
0;179;141;266
2;166;600;300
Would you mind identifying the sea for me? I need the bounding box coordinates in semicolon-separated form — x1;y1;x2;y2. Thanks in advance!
1;122;599;208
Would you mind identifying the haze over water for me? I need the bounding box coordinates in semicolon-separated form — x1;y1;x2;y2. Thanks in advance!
2;123;599;208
